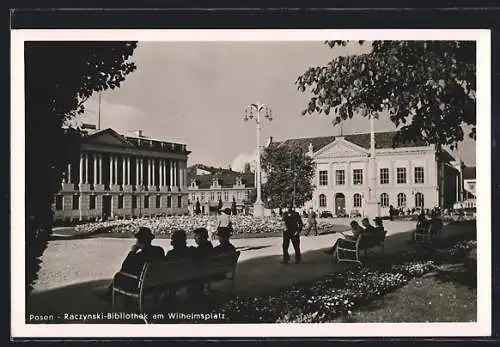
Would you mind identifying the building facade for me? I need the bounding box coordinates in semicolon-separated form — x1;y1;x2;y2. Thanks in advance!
187;165;255;215
273;131;461;217
52;128;191;222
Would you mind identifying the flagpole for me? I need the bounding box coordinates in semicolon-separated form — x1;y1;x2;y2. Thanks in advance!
97;92;102;130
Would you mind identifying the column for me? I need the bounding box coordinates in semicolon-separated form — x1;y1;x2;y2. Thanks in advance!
79;153;83;184
179;161;184;188
122;156;126;185
109;156;113;185
148;159;151;186
114;155;118;185
173;161;177;187
93;153;97;184
99;154;102;184
140;158;144;186
127;157;131;185
67;163;72;184
152;159;156;186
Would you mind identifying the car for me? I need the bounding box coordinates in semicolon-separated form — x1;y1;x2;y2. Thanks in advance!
320;211;334;218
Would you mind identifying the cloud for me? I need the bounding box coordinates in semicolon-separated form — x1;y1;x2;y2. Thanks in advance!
231;150;257;172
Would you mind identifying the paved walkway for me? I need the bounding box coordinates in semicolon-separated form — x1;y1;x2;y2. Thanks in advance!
27;220;474;316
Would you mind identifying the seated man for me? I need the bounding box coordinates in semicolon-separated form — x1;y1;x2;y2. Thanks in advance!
214;227;236;254
361;217;376;232
165;229;195;260
324;220;365;255
373;217;385;233
192;227;215;258
96;227;164;302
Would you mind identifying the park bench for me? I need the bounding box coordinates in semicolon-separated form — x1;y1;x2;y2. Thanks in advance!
111;251;241;313
413;223;443;244
336;230;387;264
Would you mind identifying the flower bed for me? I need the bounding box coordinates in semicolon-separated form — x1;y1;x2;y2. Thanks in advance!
74;215;338;236
206;241;475;323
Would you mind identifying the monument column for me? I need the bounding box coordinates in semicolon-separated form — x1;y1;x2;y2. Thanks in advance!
67;163;72;184
79;153;84;185
365;114;380;218
169;160;173;188
122;156;126;185
98;154;103;184
93;153;97;184
114;156;118;185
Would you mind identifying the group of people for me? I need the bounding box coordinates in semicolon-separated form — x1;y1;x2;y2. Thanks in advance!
97;208;237;303
323;217;385;257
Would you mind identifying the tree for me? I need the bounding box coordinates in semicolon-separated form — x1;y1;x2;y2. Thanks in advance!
25;41;137;294
243;162;252;173
261;145;316;209
296;41;476;151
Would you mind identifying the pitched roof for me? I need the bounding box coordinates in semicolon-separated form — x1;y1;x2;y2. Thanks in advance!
463;166;476;180
83;128;191;154
277;131;429;152
187;165;255;189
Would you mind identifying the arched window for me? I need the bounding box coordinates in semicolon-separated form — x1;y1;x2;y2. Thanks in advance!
319;194;327;207
353;193;362;208
380;193;389;208
415;192;424;208
397;193;407;208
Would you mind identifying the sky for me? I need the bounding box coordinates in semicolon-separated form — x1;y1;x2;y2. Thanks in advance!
75;41;477;170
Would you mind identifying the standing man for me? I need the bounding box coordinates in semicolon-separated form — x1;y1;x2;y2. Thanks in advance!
281;202;304;264
304;207;318;236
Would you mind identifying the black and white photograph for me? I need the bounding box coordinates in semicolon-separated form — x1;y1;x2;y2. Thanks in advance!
11;29;491;338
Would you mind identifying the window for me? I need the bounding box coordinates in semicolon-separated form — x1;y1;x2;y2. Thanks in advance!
380;193;389;207
167;195;172;208
246;190;250;199
319;170;328;186
177;196;182;208
89;195;96;210
397;193;407;208
200;192;205;202
144;195;150;209
118;195;124;209
55;195;63;210
380;168;390;185
132;195;137;209
319;194;327;207
156;195;161;208
217;191;222;201
353;169;363;185
210;192;215;201
224;191;229;201
414;167;424;184
415;192;424;208
72;195;79;210
335;170;345;185
353;193;362;208
397;168;407;184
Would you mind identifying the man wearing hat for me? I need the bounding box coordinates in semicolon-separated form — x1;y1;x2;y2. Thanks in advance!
214;226;236;254
373;217;385;233
192;227;214;258
361;217;376;233
96;227;164;302
281;202;304;264
165;229;195;260
216;208;233;239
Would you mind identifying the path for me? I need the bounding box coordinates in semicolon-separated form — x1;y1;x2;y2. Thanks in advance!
27;220;475;316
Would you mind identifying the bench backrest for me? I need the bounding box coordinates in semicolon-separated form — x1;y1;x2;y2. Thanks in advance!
140;251;241;291
357;230;387;249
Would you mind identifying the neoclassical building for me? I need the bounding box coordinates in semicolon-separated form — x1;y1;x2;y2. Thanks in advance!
52;128;190;222
272;131;461;217
187;165;255;215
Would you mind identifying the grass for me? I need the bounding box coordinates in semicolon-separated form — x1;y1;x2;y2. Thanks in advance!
338;270;476;323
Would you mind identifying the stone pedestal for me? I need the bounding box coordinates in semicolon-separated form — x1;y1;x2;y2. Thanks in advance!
160;186;170;193
364;200;380;219
253;201;264;217
61;183;74;192
171;186;179;193
110;184;121;192
94;184;105;192
123;185;133;192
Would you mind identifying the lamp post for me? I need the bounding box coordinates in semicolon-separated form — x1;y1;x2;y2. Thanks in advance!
244;102;272;217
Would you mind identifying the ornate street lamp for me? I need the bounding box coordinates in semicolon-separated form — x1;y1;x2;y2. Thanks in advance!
243;102;272;217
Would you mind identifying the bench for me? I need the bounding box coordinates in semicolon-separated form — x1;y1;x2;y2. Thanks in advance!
336;230;387;264
413;223;443;244
111;251;240;313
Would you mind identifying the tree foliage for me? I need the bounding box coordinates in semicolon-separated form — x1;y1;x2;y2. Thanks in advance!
261;145;316;209
25;41;137;294
296;41;476;151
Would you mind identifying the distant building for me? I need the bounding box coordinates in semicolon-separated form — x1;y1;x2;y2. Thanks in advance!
270;131;462;216
187;164;255;215
52;128;191;222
